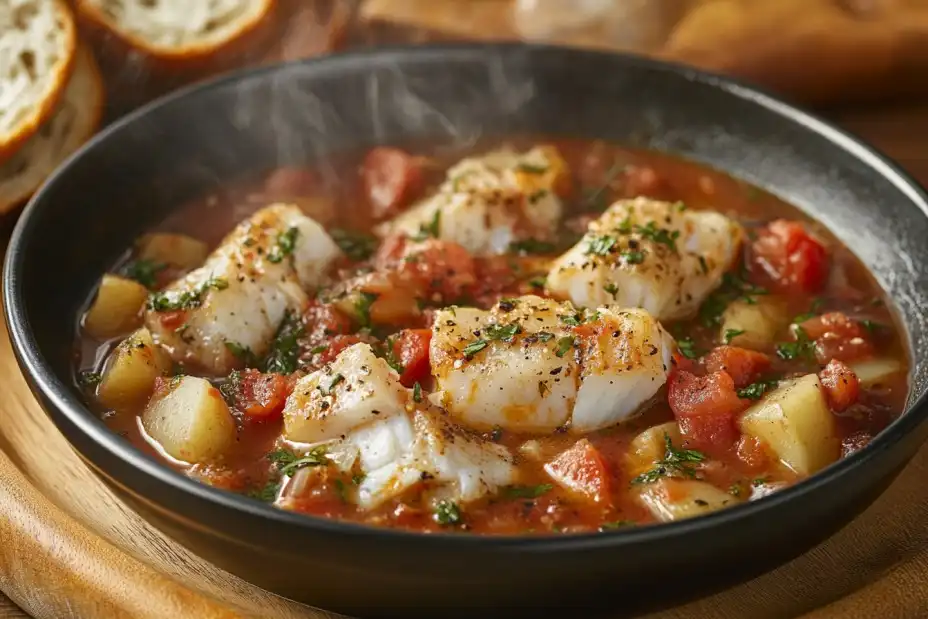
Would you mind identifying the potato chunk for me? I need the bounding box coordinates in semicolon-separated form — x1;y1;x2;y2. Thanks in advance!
638;479;738;522
84;275;148;339
628;422;682;471
739;374;839;475
720;298;785;350
97;328;171;411
136;233;208;270
850;358;905;388
142;376;237;463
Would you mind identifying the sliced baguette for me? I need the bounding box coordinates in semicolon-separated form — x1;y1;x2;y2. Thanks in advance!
76;0;277;71
0;45;104;214
0;0;77;161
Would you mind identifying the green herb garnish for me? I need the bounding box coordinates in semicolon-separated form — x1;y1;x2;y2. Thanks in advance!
509;238;556;254
413;382;422;403
433;500;462;526
78;370;102;387
560;313;582;327
555;336;575;358
354;291;378;329
586;235;617;256
599;520;636;531
330;228;378;261
737;380;778;400
247;481;280;503
723;329;745;345
604;283;619;297
516;163;548;174
268;447;329;476
147;276;228;312
622;251;645;265
412;210;441;241
122;259;166;289
775;326;816;361
677;338;700;360
485;322;522;342
263;310;304;375
528;276;547;288
462;339;489;359
225;341;259;367
502;484;553;499
631;434;706;485
267;226;300;263
635;221;680;252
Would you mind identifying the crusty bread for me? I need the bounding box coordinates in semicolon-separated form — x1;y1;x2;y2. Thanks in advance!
0;45;104;214
0;0;77;162
75;0;276;63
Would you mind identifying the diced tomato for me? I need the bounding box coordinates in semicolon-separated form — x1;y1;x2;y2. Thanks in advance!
391;328;432;387
818;359;860;413
303;301;352;340
735;435;769;471
158;310;187;330
544;439;611;503
750;219;828;294
361;147;422;219
237;369;290;419
667;369;745;452
798;312;873;363
701;346;771;388
314;335;364;366
399;239;477;301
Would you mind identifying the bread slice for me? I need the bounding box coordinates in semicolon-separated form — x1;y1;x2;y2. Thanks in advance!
0;45;104;214
0;0;77;162
75;0;277;70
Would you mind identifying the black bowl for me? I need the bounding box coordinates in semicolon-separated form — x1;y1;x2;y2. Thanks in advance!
6;44;928;618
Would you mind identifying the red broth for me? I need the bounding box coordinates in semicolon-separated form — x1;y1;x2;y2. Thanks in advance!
74;139;908;535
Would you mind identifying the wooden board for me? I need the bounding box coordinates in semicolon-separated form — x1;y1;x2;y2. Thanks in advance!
3;103;928;618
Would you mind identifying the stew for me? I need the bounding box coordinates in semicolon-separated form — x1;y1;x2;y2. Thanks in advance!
75;139;909;535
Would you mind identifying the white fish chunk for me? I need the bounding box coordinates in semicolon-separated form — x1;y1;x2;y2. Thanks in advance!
145;204;341;375
377;146;568;255
283;343;409;444
430;295;673;434
546;198;743;320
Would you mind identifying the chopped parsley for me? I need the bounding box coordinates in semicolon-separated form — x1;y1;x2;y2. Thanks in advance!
752;477;770;487
559;313;582;327
677;338;700;360
412;210;441;241
635;221;680;252
604;283;619;297
323;373;345;394
502;484;553;499
413;382;423;403
528;276;547;288
485;322;522;342
78;370;102;387
728;483;743;497
381;335;405;374
268;447;329;476
122;259;166;289
354;291;378;329
622;250;645;265
224;341;258;367
723;328;745;345
267;226;300;263
263;310;304;375
859;319;882;333
509;238;556;254
698;271;768;327
536;332;555;342
792;298;825;324
330;228;378;261
352;473;366;485
737;379;778;400
599;520;636;531
586;235;617;256
147;276;228;312
555;336;575;358
631;433;706;485
309;345;328;355
516;162;548;174
333;479;348;503
433;500;462;526
248;481;280;503
219;370;242;406
775;326;816;361
462;339;489;359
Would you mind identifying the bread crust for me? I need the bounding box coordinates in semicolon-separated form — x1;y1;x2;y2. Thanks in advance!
75;0;278;76
0;0;78;163
0;45;105;214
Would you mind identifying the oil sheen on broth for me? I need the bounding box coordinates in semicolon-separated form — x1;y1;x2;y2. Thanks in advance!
73;139;909;535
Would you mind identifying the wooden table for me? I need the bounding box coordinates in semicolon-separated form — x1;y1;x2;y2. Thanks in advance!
0;100;927;619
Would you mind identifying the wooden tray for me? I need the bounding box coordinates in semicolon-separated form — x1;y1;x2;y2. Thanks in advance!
2;104;928;619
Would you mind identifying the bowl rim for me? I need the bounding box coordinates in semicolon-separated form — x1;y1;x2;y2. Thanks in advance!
6;41;928;552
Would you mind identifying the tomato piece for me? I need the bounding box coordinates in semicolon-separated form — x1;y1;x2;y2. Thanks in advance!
750;219;828;294
798;312;873;363
158;309;187;330
399;239;477;301
391;328;432;387
237;369;290;419
701;346;771;388
544;439;611;503
361;147;422;219
818;359;860;413
304;301;352;340
735;435;769;471
314;335;364;366
667;369;745;452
